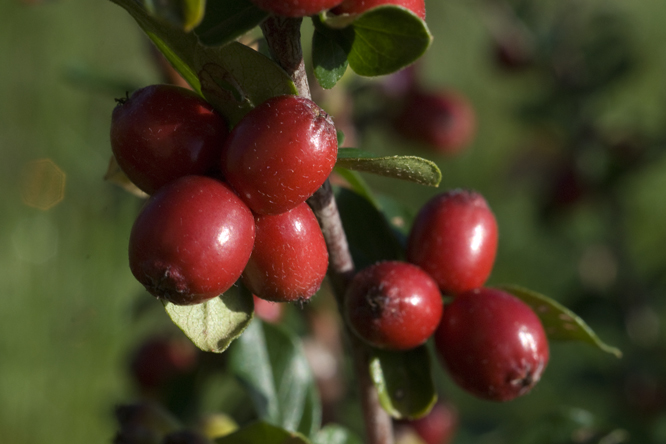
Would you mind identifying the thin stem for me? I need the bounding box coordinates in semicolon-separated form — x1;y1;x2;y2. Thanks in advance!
260;16;394;444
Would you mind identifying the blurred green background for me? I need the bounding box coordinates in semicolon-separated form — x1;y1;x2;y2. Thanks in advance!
3;0;666;443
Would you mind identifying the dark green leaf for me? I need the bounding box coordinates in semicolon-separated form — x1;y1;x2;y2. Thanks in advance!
214;421;311;444
375;193;416;236
313;425;363;444
498;285;622;358
139;0;206;31
111;0;296;113
195;0;268;46
229;320;321;438
334;187;404;269
163;285;254;353
317;6;432;77
336;148;441;187
333;167;381;209
369;346;437;419
312;25;348;89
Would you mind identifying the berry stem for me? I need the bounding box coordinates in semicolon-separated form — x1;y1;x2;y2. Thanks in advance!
260;16;311;100
260;16;394;444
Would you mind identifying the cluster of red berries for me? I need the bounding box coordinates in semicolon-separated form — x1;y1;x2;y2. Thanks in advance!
249;0;425;20
343;190;550;402
111;85;337;306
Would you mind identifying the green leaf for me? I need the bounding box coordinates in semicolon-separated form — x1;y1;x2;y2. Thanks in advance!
111;0;296;112
333;167;381;209
313;425;363;444
195;0;268;46
334;187;405;269
369;346;437;420
312;24;349;89
375;193;416;237
197;43;298;125
163;285;254;353
229;320;321;438
498;284;622;358
215;421;311;444
139;0;206;31
317;6;432;77
336;148;441;187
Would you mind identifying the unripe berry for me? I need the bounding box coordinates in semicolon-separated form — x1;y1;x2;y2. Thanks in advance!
332;0;426;20
345;261;443;351
407;189;498;296
129;176;255;305
243;202;328;303
434;288;549;402
110;84;228;194
221;95;338;215
250;0;343;17
394;90;475;154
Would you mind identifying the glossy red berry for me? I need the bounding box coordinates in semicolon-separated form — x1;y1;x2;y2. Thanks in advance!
221;95;338;215
407;189;498;296
434;288;549;402
129;335;198;390
344;261;443;351
129;176;255;305
243;202;328;303
394;90;475;154
250;0;343;17
397;401;458;444
332;0;426;20
111;84;228;195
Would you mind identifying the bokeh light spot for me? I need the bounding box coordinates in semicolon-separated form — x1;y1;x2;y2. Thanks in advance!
20;158;66;210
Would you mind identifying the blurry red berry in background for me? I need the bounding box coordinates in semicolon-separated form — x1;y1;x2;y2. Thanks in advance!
394;89;476;154
130;336;198;390
253;295;284;324
396;401;458;444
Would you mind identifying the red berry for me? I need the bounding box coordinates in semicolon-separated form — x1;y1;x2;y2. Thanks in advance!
434;288;549;402
407;190;498;296
398;401;458;444
394;90;475;154
243;202;328;303
250;0;343;17
344;261;443;351
332;0;426;20
253;295;284;323
129;336;198;390
111;84;228;195
129;176;255;305
221;95;338;215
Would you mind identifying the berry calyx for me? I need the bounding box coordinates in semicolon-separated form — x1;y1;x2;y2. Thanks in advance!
249;0;344;17
434;288;549;402
110;84;229;195
243;202;328;303
129;176;255;305
394;89;476;154
407;189;498;296
332;0;426;20
344;261;443;351
221;95;338;215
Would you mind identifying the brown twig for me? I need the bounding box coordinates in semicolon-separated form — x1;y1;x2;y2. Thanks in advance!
260;15;394;444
